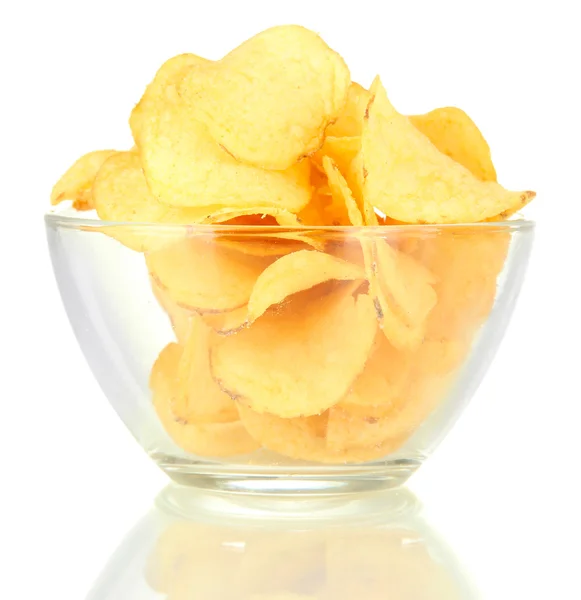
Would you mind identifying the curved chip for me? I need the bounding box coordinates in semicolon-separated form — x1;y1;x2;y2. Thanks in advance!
130;53;211;145
372;239;437;350
339;334;413;414
237;404;399;463
146;237;270;313
51;149;117;210
412;229;511;339
93;152;304;245
322;156;364;226
362;77;535;223
172;316;239;424
326;82;371;138
150;343;259;456
211;287;377;418
246;250;366;323
179;25;351;170
314;136;361;179
410;106;497;182
138;79;311;211
201;305;249;335
151;276;192;343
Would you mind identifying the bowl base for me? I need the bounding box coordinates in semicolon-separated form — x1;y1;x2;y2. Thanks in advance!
152;453;421;497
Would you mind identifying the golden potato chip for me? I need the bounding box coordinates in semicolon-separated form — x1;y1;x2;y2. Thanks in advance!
371;239;437;350
410;106;497;181
146;237;270;313
179;25;350;170
237;404;396;463
138;79;311;212
322;156;364;226
345;151;378;226
326;82;371;138
151;276;192;343
201;305;249;335
314;136;361;178
362;77;535;223
150;343;259;456
51;149;117;210
172;315;239;424
237;404;328;462
338;334;412;413
246;250;366;323
412;229;510;339
211;287;377;418
130;53;210;145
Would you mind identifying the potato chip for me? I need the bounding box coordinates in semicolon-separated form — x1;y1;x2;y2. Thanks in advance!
138;79;311;212
345;151;378;226
362;77;535;223
93;152;300;243
146;237;270;313
237;404;397;463
150;343;259;456
237;404;328;462
172;315;239;423
410;106;497;181
314;136;361;178
322;156;364;226
338;334;412;413
151;276;192;343
201;305;249;335
247;250;366;323
412;229;510;338
211;287;377;418
179;25;350;170
326;82;371;138
130;53;210;144
371;239;437;350
51;149;117;210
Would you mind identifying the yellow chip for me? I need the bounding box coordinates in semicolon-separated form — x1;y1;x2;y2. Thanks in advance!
138;78;311;212
362;77;535;223
411;229;510;339
345;151;378;226
151;276;192;343
247;250;366;324
410;106;497;181
338;334;413;414
322;156;364;226
172;316;239;424
237;404;329;462
150;343;259;456
314;136;361;178
93;152;299;251
237;404;397;463
130;53;210;145
179;25;350;170
326;82;371;138
371;239;437;350
211;287;377;418
201;305;249;335
146;237;270;313
51;149;117;210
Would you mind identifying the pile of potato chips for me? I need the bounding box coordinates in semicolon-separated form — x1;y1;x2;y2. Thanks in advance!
51;25;534;463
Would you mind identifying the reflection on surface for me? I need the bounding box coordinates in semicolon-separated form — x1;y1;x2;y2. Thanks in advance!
88;485;479;599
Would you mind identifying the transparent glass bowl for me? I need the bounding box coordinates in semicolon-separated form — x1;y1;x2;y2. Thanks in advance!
46;210;534;494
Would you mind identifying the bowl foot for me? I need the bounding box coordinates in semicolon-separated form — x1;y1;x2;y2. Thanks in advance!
152;453;421;497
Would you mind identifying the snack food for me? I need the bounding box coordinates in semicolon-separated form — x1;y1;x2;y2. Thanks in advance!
51;25;535;464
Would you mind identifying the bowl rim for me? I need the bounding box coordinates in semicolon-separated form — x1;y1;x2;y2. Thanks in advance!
45;210;535;235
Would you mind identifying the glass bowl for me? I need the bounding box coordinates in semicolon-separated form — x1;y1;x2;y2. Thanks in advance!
45;209;534;494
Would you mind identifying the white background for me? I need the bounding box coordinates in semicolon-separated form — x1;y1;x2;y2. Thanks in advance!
1;1;580;598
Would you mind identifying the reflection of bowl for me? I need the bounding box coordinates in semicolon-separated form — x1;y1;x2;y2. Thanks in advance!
86;485;479;599
46;210;534;494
